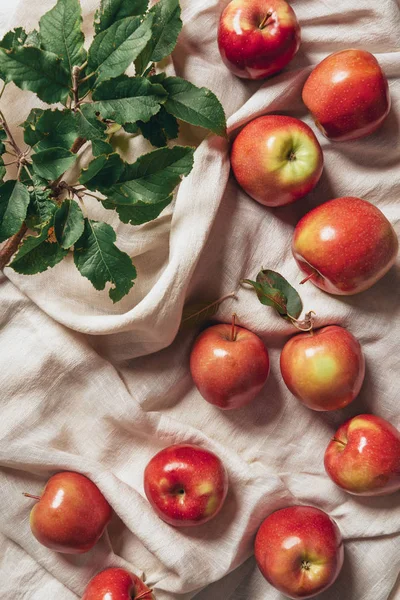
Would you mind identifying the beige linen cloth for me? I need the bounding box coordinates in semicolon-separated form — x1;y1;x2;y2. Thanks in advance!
1;0;400;598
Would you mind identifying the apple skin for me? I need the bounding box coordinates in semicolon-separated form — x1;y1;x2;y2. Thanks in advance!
190;323;270;409
144;444;228;527
302;49;390;141
29;472;112;554
324;414;400;496
280;325;365;411
255;506;344;599
218;0;301;80
293;197;399;295
82;568;153;600
231;115;323;207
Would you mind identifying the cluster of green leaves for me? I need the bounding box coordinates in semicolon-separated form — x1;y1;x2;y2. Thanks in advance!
0;0;226;301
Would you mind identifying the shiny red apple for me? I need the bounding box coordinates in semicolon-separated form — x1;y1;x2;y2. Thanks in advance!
25;472;112;554
303;49;390;141
190;318;270;409
255;506;344;599
82;568;153;600
144;444;228;527
293;196;399;295
280;325;365;411
231;115;323;207
324;414;400;496
218;0;301;79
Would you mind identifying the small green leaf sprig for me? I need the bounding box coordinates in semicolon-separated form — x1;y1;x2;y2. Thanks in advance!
0;0;227;302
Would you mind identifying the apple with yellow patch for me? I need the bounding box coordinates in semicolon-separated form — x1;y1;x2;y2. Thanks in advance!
324;414;400;496
144;444;228;527
255;506;344;598
280;325;365;411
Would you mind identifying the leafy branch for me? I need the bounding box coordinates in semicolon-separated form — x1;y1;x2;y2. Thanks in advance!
0;0;227;302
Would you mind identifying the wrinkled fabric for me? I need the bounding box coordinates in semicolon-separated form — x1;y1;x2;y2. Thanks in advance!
0;0;399;598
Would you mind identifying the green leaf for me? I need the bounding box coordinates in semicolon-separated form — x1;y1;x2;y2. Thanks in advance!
75;107;108;142
242;279;288;316
103;195;172;225
10;221;68;274
103;145;194;205
39;0;86;83
123;122;139;135
92;139;114;157
88;15;153;85
0;158;6;182
91;75;167;124
25;30;41;48
135;0;182;75
74;219;137;302
0;128;6;155
162;77;227;137
54;199;85;248
0;28;27;51
32;147;76;180
23;109;78;151
26;176;57;232
0;180;30;243
138;106;179;147
94;0;149;34
257;270;303;320
0;46;70;104
79;153;124;190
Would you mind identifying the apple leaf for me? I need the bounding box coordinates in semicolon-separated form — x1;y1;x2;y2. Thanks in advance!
101;145;194;205
10;221;68;274
94;0;149;35
162;77;227;137
102;195;172;225
0;180;30;243
257;270;303;319
135;0;182;75
23;109;78;152
88;15;153;84
32;147;76;181
73;219;137;302
39;0;86;84
0;46;70;104
243;278;288;316
90;75;167;124
26;175;58;232
54;199;85;249
79;153;124;190
137;106;179;148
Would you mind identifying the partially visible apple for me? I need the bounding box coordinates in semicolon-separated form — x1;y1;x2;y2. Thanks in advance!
218;0;301;80
324;414;400;496
280;325;365;411
231;115;323;207
255;506;344;599
303;49;390;141
293;196;399;295
144;444;228;527
190;317;270;409
82;568;153;600
24;472;112;554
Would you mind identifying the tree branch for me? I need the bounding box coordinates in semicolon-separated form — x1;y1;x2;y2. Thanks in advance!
0;224;27;270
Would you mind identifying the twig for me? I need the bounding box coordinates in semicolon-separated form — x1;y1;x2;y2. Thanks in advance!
0;224;27;270
71;66;80;112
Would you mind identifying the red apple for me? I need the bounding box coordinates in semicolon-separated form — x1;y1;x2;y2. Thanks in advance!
293;197;399;295
324;414;400;496
144;444;228;527
303;49;390;141
190;318;270;409
280;325;365;411
82;568;153;600
231;115;323;207
218;0;301;80
255;506;344;599
25;472;112;554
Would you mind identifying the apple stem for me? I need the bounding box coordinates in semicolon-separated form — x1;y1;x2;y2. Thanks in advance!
22;493;41;501
287;311;316;333
300;272;315;285
231;313;237;342
333;437;346;447
259;12;272;29
135;590;153;600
